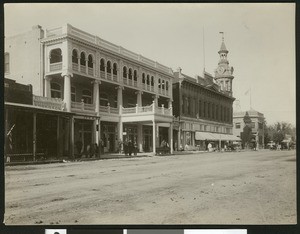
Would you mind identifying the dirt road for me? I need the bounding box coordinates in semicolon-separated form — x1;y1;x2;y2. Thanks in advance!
4;150;296;225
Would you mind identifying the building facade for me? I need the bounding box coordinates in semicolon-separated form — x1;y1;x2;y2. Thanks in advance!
233;109;265;148
5;24;174;159
172;39;238;151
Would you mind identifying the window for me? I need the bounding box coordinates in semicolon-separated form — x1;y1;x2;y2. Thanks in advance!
142;73;146;84
80;52;86;66
51;82;61;98
158;79;161;89
162;80;165;90
128;68;133;80
235;123;241;129
50;48;62;64
71;86;76;102
100;93;109;106
5;53;9;73
123;67;127;78
107;61;112;74
113;63;118;75
82;89;92;104
134;70;138;82
72;50;78;64
88;55;93;68
100;59;105;72
147;75;150;85
198;100;202;117
166;81;169;90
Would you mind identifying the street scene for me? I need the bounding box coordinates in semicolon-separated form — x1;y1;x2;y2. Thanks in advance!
5;150;296;224
3;3;296;229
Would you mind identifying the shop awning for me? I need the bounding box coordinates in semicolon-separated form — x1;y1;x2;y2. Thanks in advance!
195;132;241;141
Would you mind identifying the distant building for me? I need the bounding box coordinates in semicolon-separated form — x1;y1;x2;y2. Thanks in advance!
233;109;265;148
172;38;239;151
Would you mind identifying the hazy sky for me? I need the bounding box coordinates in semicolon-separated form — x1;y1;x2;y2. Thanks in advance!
4;3;296;125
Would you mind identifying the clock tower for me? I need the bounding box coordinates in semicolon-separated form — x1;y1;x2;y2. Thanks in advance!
214;33;234;96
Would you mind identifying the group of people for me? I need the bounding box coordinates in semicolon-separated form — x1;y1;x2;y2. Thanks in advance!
75;140;99;158
122;139;138;156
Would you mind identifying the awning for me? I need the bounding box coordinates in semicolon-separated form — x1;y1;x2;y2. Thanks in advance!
195;132;241;141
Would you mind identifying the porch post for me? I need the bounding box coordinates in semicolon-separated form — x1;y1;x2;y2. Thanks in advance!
153;95;159;107
152;120;156;154
136;90;143;106
33;113;37;161
98;118;101;158
44;76;52;98
118;119;123;153
70;116;74;159
57;116;61;158
137;123;143;152
117;86;123;108
62;72;73;112
178;124;181;150
93;80;100;113
169;122;173;154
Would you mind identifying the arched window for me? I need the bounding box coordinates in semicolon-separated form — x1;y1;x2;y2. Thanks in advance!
100;59;105;72
72;50;78;64
166;81;169;90
80;52;86;66
142;73;146;84
151;76;154;86
100;93;109;106
134;70;138;82
128;68;133;80
107;61;112;74
162;80;165;90
50;82;61;98
82;89;92;104
113;63;118;75
158;78;161;89
146;75;150;85
88;55;93;68
50;48;62;64
123;66;127;78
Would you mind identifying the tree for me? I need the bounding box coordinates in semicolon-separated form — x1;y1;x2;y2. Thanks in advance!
241;125;253;149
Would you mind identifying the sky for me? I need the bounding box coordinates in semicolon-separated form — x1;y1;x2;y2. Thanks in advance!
4;3;296;125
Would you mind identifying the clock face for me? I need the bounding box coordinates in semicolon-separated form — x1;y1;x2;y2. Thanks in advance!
218;67;225;74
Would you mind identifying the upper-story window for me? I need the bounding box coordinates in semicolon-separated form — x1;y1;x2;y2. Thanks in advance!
107;61;112;74
71;86;76;102
80;52;86;66
51;82;62;98
235;123;241;129
162;80;165;90
100;93;109;106
166;81;169;91
50;48;62;64
88;55;93;68
142;73;146;84
146;75;150;85
72;50;78;64
123;66;127;78
128;68;133;80
158;79;161;89
82;89;92;104
134;70;138;82
5;53;9;74
100;59;105;72
113;63;118;75
151;76;154;87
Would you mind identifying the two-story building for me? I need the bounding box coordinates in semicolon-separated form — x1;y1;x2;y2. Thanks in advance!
5;24;174;158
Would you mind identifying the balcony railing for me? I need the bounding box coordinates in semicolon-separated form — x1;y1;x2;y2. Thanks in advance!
107;73;112;80
49;62;62;72
142;83;146;90
113;74;118;82
88;67;94;76
134;81;137;87
100;71;105;79
128;79;133;86
122;103;172;116
33;95;64;111
151;86;154;92
72;63;79;71
71;101;95;112
80;65;86;74
123;78;127;85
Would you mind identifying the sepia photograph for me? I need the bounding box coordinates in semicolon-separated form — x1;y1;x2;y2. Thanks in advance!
4;3;296;225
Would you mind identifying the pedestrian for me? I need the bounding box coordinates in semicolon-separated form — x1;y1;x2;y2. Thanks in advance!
134;141;138;156
123;139;128;156
128;140;133;156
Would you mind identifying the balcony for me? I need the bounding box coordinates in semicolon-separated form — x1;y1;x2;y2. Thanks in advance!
107;73;112;80
33;95;64;111
72;63;79;71
122;103;172;116
49;62;62;72
100;71;105;79
71;101;95;113
80;65;86;74
88;67;94;76
113;74;118;82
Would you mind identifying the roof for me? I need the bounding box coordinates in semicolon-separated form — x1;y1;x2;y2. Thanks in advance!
233;109;264;118
219;41;228;53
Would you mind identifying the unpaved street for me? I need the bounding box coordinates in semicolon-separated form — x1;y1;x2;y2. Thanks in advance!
5;150;296;225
